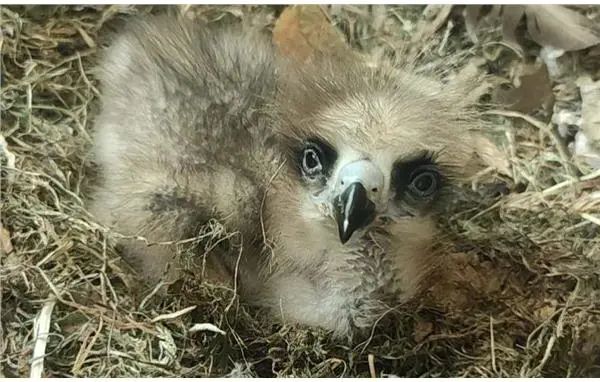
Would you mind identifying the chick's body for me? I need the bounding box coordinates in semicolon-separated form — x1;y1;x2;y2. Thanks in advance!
91;15;478;336
92;16;278;279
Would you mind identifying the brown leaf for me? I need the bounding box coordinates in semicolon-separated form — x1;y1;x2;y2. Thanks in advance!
0;225;14;255
578;77;600;143
534;304;556;321
525;5;600;51
463;5;484;43
449;56;493;106
413;320;434;343
472;134;511;176
573;77;600;169
410;5;453;45
589;45;600;57
479;4;500;21
492;61;555;114
272;5;351;63
501;5;526;53
465;5;600;53
425;252;503;311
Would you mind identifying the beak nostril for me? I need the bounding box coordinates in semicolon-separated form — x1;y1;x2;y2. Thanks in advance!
371;188;378;192
341;180;345;185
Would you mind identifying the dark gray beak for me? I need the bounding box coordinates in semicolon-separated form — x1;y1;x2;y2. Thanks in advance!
334;182;376;244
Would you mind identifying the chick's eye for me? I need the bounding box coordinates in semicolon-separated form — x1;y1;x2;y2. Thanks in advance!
409;169;439;197
297;138;337;181
302;147;323;176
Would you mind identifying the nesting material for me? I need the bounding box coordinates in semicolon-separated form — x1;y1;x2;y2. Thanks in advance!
30;297;57;378
1;5;599;377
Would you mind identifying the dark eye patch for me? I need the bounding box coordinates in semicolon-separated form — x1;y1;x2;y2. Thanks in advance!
392;151;443;200
293;137;338;181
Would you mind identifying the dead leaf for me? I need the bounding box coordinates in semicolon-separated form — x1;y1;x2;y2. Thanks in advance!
0;134;16;184
539;46;567;79
486;5;502;20
0;225;14;255
464;5;600;53
573;131;600;170
462;5;525;52
589;45;600;57
449;56;493;106
577;76;600;143
424;251;505;311
534;304;556;321
413;320;434;343
410;5;453;45
525;5;600;51
553;109;581;138
501;5;526;53
492;60;554;114
463;5;484;43
572;75;600;170
272;5;351;63
472;134;511;176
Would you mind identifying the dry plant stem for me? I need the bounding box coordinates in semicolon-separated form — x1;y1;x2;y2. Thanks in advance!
30;296;57;378
484;110;579;178
368;354;376;378
542;168;600;196
72;318;103;375
580;213;600;226
151;305;197;323
528;279;581;377
138;281;167;310
490;315;497;375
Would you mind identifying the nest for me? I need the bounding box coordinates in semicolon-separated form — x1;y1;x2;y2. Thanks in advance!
1;5;599;377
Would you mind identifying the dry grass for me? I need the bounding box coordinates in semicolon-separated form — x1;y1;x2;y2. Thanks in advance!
1;5;600;377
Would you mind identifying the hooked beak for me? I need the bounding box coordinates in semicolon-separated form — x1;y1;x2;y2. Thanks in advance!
334;182;376;244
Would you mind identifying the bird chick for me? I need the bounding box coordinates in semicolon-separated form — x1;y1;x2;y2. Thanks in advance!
90;14;481;337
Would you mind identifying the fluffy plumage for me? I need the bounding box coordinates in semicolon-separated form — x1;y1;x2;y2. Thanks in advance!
90;14;481;336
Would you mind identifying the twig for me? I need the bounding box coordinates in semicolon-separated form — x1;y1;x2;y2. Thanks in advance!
139;280;167;311
484;110;547;130
151;305;196;323
541;168;600;196
490;315;497;375
368;354;377;378
580;213;600;226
